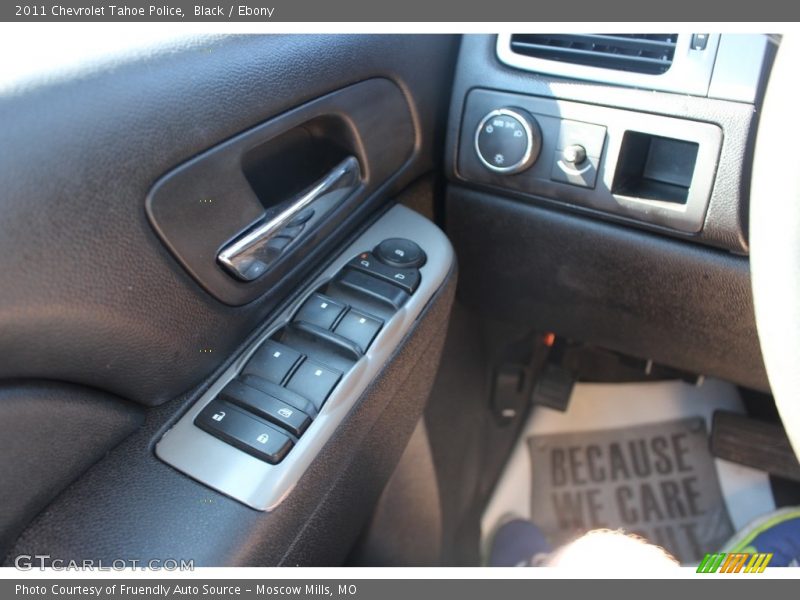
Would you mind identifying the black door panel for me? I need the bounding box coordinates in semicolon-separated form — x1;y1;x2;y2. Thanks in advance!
0;34;459;565
0;382;143;559
0;34;457;406
4;242;456;567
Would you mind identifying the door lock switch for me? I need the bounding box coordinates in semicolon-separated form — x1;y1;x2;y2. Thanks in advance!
195;399;293;464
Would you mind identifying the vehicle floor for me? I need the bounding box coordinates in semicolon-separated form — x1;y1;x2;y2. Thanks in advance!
480;378;776;565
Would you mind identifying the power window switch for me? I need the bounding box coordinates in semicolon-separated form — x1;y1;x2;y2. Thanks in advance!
219;380;311;436
195;399;292;464
242;340;302;385
286;359;342;410
333;309;383;353
295;293;346;330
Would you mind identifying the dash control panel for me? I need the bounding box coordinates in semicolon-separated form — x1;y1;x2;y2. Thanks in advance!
457;88;722;234
193;237;427;465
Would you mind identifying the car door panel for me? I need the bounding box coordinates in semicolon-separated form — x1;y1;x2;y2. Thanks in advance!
4;238;456;566
442;34;769;392
0;33;457;406
0;382;144;559
0;34;459;565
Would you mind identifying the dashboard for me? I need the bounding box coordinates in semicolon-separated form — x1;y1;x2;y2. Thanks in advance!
448;34;774;252
444;33;775;391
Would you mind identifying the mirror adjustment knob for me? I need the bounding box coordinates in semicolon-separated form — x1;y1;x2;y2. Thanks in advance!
474;107;542;174
374;238;426;269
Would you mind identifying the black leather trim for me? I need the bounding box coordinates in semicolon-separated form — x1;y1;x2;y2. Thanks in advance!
0;34;458;406
4;267;457;567
0;381;144;559
447;186;767;391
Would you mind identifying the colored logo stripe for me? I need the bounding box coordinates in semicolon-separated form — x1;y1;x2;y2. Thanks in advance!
696;553;772;573
745;553;772;573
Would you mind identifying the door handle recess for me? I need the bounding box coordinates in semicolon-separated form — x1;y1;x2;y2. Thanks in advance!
218;156;361;281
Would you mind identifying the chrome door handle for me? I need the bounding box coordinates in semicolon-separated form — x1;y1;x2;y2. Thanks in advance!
218;156;361;281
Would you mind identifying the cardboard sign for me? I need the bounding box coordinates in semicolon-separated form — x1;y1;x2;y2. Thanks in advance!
528;417;734;563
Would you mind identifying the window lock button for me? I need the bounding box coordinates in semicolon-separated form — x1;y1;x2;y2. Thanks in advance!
219;380;311;437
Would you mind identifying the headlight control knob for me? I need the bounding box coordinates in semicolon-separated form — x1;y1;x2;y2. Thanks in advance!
474;108;542;174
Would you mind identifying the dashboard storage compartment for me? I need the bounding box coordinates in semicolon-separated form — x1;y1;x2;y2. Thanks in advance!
612;132;699;205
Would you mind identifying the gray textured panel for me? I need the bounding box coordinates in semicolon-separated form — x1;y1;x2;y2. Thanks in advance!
348;420;443;566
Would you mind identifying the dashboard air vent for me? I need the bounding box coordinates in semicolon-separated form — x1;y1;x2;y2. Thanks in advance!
509;34;678;75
